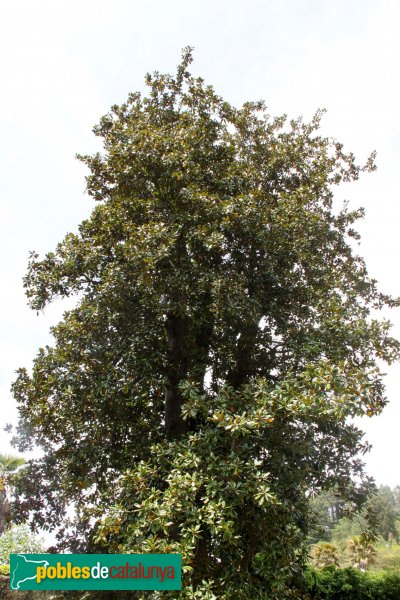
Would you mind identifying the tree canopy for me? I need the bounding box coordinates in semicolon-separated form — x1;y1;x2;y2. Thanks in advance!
11;48;399;598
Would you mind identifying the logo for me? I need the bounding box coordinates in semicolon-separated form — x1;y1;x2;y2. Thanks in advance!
10;554;181;590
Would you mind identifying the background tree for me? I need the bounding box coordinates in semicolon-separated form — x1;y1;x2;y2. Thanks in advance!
308;491;347;544
367;486;399;544
393;485;400;513
11;49;399;598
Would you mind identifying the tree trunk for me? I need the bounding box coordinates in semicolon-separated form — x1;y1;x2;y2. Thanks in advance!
228;321;259;389
0;490;9;534
165;312;187;439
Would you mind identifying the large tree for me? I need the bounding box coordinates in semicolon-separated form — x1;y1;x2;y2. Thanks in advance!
11;49;399;598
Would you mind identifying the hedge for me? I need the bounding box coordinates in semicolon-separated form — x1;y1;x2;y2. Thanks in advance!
304;566;400;599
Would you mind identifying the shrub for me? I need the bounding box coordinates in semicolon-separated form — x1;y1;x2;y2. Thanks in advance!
305;566;400;599
347;536;377;571
0;524;45;565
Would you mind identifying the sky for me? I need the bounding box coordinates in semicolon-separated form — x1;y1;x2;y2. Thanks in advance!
1;0;400;489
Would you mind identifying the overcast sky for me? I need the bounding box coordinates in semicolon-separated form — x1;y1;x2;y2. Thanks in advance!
1;0;399;487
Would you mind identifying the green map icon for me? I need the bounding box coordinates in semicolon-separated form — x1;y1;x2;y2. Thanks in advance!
10;554;49;590
9;553;181;591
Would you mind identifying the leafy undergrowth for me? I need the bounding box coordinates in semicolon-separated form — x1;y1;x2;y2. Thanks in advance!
373;540;400;572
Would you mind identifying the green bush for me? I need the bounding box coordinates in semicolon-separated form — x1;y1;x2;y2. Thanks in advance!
305;566;400;599
0;524;45;565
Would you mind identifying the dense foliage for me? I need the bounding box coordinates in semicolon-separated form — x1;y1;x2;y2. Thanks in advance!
305;567;400;599
11;49;399;598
